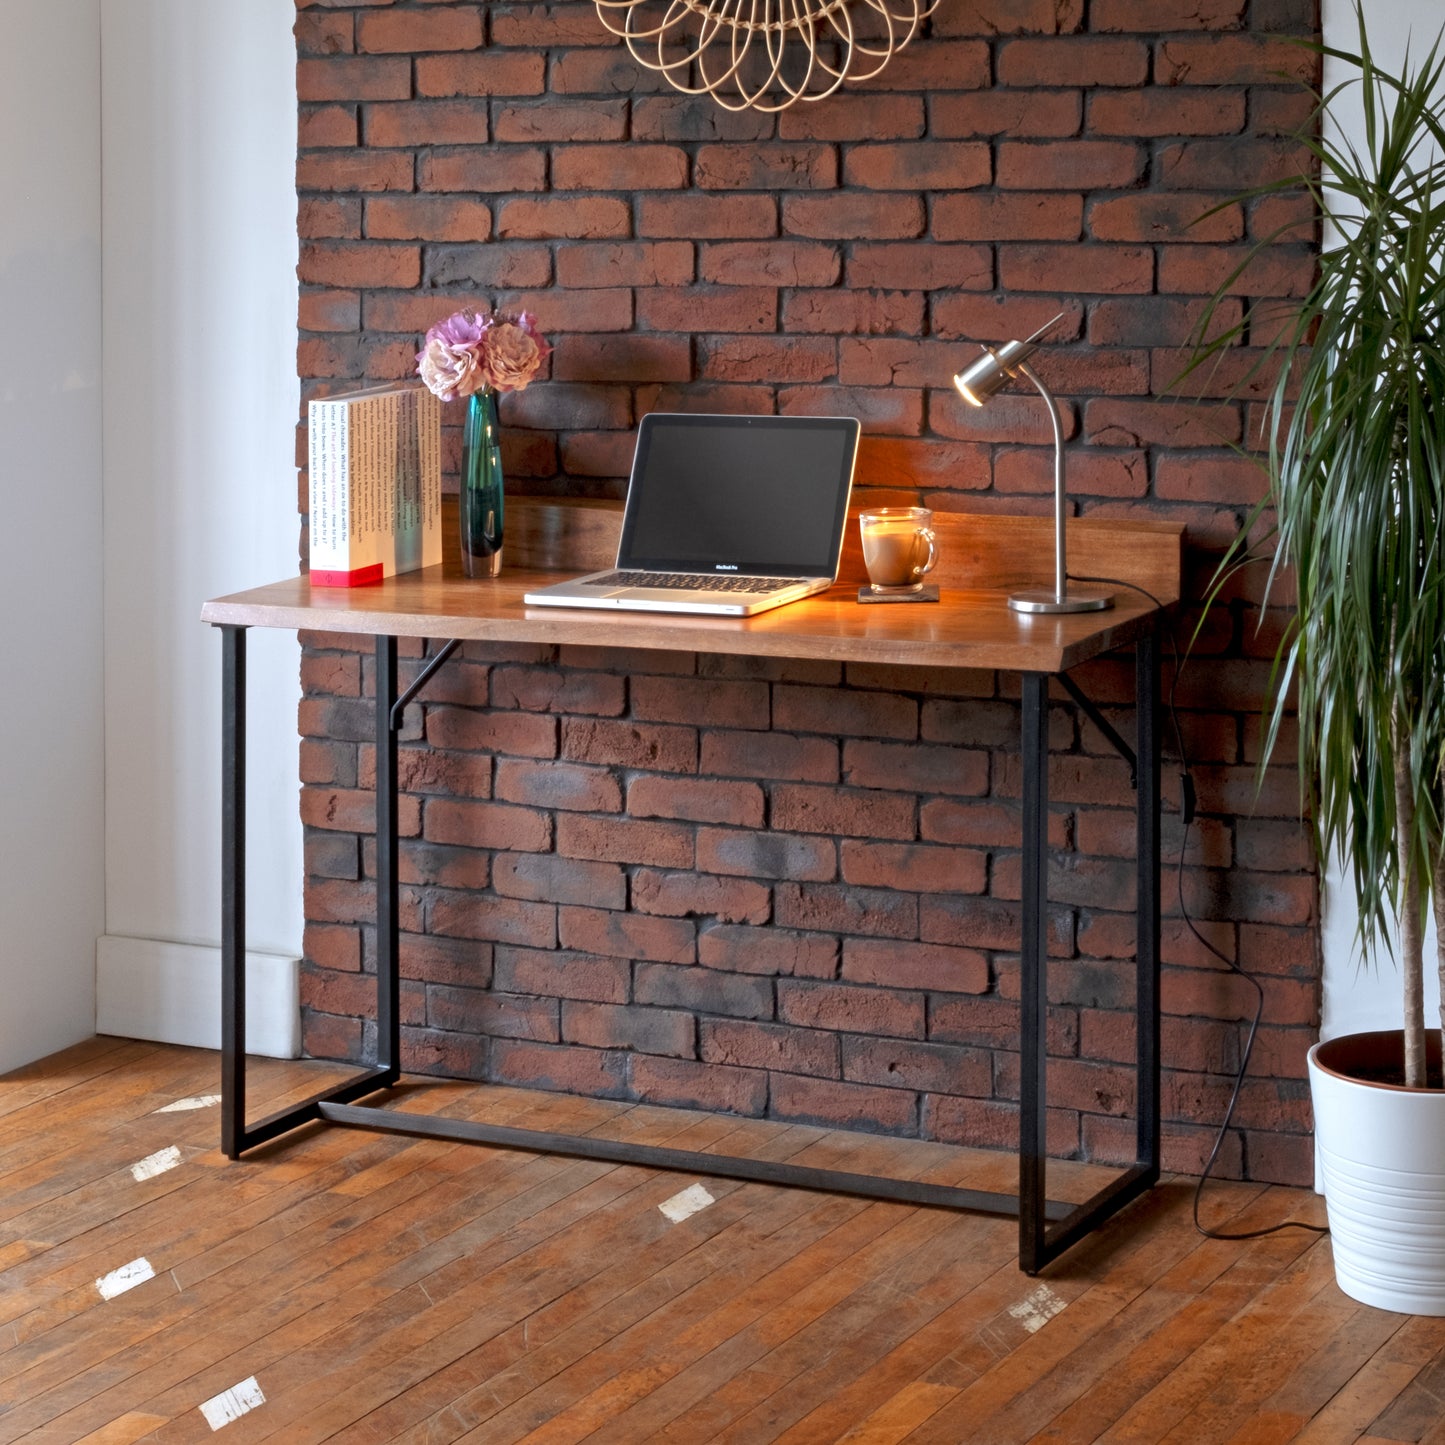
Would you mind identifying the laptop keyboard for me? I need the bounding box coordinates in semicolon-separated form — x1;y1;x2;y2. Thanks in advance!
593;571;808;595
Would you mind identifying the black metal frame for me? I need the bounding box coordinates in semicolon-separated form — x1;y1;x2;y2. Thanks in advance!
217;622;1161;1273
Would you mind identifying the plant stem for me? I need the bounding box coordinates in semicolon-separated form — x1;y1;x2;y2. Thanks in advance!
1395;709;1426;1086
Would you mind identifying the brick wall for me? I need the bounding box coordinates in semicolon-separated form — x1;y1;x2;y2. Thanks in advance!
294;0;1322;1185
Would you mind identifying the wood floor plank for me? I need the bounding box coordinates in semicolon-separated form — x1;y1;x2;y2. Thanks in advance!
7;1040;1445;1445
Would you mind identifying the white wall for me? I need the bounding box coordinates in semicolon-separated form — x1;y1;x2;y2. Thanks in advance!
98;0;303;1053
1319;0;1443;1040
0;0;106;1073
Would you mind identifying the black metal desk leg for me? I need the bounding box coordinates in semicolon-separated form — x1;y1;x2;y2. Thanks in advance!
220;625;247;1160
376;635;401;1074
1019;671;1050;1272
1135;626;1162;1177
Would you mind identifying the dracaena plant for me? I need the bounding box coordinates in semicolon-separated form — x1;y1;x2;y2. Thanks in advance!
1188;4;1445;1086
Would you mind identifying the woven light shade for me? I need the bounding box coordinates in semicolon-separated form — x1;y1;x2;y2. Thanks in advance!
594;0;942;113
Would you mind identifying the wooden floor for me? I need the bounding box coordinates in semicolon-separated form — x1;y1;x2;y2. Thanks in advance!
1;1042;1442;1445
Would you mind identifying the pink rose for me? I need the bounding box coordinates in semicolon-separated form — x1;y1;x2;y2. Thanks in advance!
482;314;551;394
416;310;490;402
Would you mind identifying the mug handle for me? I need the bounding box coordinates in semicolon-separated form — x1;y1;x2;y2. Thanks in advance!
916;528;938;577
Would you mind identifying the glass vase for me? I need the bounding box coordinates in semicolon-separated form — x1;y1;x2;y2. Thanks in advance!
459;388;504;577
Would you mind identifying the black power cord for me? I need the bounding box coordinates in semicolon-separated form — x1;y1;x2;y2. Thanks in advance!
1068;572;1329;1242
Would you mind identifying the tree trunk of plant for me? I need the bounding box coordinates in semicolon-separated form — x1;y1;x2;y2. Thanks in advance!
1395;721;1426;1087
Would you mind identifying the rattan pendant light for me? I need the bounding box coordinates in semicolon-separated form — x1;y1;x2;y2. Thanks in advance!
593;0;942;113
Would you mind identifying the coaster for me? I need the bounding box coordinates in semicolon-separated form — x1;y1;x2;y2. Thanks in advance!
857;584;940;604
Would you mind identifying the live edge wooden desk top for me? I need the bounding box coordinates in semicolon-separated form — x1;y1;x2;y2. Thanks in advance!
201;504;1183;672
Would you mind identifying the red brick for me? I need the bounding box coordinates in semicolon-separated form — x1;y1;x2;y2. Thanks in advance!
425;706;557;759
363;101;490;148
496;197;631;241
931;998;1077;1055
297;152;414;194
546;50;665;96
1086;398;1242;449
933;0;1084;34
297;56;411;102
780;385;922;436
634;963;774;1019
1089;88;1245;137
631;96;775;143
775;882;918;939
298;197;361;239
783;290;924;336
423;798;551;853
699;729;838;783
856;39;990;91
695;828;835;884
419;149;547;194
844;1036;992;1096
553;334;692;383
299;104;358;149
638;194;778;239
304;923;362;974
783;194;924;241
556;244;689;293
839;841;986;896
630;1055;769;1115
429;890;555;948
494;945;629;1003
853;436;990;494
493;853;626;909
778;980;925;1040
1157;244;1314;298
930;90;1081;138
561;717;696;773
1156;35;1318;85
998;140;1145;190
632;870;771;926
699;336;837;386
628;777;763;829
699;241;840;288
771;1074;918;1133
302;786;421;838
553;144;689;191
298;241;420;289
842;740;990;798
428;987;558;1043
416;53;547;98
701;1019;838;1078
1088;296;1239;347
358;8;483;53
393;841;489;891
299;289;362;333
556;813;693;868
998;38;1148;87
1155;455;1271;506
1089;194;1242;244
1000;244;1153;295
933;193;1083;243
490;1039;629;1098
932;389;1076;447
842;938;987;994
493;758;621;813
303;1010;364;1064
558;905;696;964
771;785;916;842
1160;139;1311;192
779;95;925;141
636;287;777;335
295;12;354;57
845;142;990;192
365;195;492;242
698;924;837;979
562;1000;695;1059
695;144;836;190
400;1025;487;1078
925;1096;1078;1155
488;665;625;716
922;893;1074;956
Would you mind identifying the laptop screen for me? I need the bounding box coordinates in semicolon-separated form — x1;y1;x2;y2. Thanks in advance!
616;413;861;577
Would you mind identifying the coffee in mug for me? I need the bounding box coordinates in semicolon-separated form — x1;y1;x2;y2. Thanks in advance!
860;507;938;594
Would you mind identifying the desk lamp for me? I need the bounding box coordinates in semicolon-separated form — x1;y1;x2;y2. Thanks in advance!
953;315;1113;615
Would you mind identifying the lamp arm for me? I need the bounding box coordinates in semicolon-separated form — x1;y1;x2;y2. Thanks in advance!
1017;361;1066;603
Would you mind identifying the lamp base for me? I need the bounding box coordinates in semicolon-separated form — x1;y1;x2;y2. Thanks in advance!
1008;588;1113;615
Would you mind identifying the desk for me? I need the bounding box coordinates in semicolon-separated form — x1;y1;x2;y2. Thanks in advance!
203;503;1181;1273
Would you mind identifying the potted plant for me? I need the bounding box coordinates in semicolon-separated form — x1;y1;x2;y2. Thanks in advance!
1189;5;1445;1313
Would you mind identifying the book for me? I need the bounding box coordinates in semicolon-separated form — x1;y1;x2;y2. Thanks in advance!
307;382;442;586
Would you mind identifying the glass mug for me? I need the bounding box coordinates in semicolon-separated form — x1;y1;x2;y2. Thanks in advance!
859;507;939;595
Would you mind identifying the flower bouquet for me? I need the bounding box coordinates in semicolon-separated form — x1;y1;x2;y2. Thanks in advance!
417;308;550;577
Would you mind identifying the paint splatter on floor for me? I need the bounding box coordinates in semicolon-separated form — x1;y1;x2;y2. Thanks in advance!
200;1376;266;1430
131;1145;183;1182
154;1094;222;1113
96;1258;155;1301
1007;1283;1068;1333
659;1183;716;1223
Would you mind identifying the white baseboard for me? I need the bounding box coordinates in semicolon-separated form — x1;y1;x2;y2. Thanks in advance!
96;935;300;1058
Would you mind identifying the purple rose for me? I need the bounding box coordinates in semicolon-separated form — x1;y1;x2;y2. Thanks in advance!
416;309;491;402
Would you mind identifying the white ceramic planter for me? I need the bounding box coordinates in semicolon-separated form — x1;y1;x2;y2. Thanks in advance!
1308;1030;1445;1315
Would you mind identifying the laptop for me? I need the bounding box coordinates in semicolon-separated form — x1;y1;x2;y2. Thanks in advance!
524;412;861;617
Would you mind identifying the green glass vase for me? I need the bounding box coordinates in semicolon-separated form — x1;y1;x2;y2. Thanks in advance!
459;388;503;577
